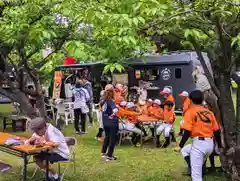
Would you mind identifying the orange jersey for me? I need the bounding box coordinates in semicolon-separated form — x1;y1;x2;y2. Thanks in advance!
165;95;175;104
148;106;163;120
182;105;219;138
183;97;191;115
117;107;138;120
163;109;176;124
136;105;149;115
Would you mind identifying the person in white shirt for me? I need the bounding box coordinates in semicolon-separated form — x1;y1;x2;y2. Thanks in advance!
72;82;90;134
192;66;220;122
27;117;70;181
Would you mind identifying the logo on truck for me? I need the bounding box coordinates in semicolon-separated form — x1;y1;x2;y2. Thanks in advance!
161;68;171;80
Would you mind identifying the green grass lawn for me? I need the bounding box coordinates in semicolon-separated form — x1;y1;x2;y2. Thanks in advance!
0;117;224;181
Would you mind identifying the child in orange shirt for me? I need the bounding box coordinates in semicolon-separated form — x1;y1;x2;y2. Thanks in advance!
136;100;149;115
156;101;176;148
178;91;191;136
148;99;163;137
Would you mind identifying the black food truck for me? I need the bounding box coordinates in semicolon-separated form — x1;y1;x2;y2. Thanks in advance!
127;51;213;111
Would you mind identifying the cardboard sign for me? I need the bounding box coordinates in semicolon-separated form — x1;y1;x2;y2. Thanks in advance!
53;71;62;99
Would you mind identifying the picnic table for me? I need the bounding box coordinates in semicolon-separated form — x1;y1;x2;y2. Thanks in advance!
0;132;55;181
0;113;28;132
137;115;161;148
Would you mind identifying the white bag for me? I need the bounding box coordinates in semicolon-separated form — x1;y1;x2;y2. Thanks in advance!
81;104;89;114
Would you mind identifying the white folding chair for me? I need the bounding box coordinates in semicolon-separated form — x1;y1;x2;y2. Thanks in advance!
45;103;56;120
56;103;73;126
57;137;77;181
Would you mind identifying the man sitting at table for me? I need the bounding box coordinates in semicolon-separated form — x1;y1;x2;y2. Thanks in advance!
148;99;163;137
27;117;70;181
156;101;176;148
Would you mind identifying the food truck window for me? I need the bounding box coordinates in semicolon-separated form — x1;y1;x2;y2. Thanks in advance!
175;68;182;79
135;68;159;81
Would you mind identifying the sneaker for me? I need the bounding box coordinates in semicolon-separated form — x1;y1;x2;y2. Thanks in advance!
81;131;88;134
101;153;106;158
76;131;82;135
89;124;93;128
98;137;104;141
105;156;117;161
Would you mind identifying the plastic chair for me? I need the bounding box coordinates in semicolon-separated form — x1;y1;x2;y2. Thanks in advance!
45;103;56;120
57;137;77;181
29;137;77;181
55;103;73;126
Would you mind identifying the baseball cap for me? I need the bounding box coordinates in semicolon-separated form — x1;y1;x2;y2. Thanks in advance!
139;100;146;106
120;101;127;107
160;87;172;95
115;83;123;91
153;99;161;105
179;91;189;97
147;99;153;102
126;102;135;109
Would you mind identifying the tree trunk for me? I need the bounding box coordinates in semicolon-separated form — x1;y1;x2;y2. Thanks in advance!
35;94;47;118
217;73;240;180
236;84;240;145
0;88;37;118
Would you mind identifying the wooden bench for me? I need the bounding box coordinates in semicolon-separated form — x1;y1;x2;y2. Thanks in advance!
0;114;28;132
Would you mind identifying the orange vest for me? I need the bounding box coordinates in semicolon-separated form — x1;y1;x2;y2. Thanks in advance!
148;106;163;120
182;105;219;138
183;97;191;115
136;105;149;115
165;95;175;104
163;109;175;124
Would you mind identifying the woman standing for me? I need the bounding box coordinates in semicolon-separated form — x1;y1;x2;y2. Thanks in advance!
72;81;90;134
101;84;119;161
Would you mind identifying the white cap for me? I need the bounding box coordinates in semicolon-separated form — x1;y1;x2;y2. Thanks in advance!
148;99;152;102
160;87;172;95
179;91;189;97
126;102;135;108
153;99;161;105
120;101;127;107
115;84;123;90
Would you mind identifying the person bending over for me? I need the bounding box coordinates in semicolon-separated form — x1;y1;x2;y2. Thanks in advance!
26;117;70;181
174;90;222;181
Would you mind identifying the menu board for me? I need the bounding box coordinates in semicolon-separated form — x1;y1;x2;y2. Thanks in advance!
53;71;62;99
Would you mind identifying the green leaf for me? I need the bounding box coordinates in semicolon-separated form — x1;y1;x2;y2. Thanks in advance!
123;36;130;45
110;65;115;73
115;63;125;72
129;36;137;45
138;17;145;24
104;64;111;72
133;18;138;26
231;36;240;47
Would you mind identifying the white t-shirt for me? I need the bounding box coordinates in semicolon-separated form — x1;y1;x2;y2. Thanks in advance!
45;124;70;159
72;88;90;109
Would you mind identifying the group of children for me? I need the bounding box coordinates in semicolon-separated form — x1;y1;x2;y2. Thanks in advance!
95;85;192;148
